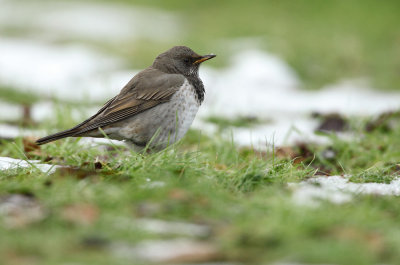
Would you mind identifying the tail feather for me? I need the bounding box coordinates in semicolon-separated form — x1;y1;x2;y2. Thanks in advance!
36;128;80;145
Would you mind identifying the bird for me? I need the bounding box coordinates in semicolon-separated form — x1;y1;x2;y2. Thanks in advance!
36;46;216;151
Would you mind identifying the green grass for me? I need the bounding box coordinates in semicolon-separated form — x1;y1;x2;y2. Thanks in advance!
2;1;400;264
1;111;400;264
1;0;399;107
99;0;400;90
204;115;268;131
4;0;398;90
0;86;40;105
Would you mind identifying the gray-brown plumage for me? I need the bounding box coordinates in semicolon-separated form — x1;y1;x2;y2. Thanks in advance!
36;46;216;151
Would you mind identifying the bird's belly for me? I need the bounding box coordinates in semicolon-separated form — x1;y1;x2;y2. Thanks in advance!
115;81;200;150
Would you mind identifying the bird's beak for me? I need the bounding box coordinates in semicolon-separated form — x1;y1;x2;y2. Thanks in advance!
194;54;216;64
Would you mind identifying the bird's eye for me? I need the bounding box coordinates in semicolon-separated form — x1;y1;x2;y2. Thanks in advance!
184;58;190;64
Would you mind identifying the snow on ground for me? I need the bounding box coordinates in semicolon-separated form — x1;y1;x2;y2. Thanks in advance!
0;0;400;148
0;156;59;174
290;175;400;207
2;36;400;203
1;37;400;147
0;100;22;121
114;217;211;237
0;124;44;140
201;51;400;117
0;38;124;102
0;0;181;43
111;239;219;263
195;49;400;146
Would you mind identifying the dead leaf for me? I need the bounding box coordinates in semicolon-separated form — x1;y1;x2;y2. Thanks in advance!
275;146;296;159
3;250;40;265
214;164;228;171
330;227;384;253
60;203;99;226
313;112;348;132
275;143;314;164
22;137;40;153
168;189;190;201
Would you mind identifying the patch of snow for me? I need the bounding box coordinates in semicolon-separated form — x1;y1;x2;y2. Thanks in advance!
0;101;22;121
135;218;211;237
0;38;125;102
200;51;400;117
77;137;126;147
0;0;181;43
195;49;400;146
0;124;43;140
113;217;211;237
1;34;400;147
199;116;327;148
0;123;126;149
0;100;101;124
290;176;400;207
0;156;59;174
111;239;218;263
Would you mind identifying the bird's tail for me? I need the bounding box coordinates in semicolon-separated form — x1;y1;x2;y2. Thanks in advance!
36;128;80;145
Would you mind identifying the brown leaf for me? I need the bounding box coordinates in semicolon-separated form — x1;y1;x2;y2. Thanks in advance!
313;112;348;132
330;226;384;253
275;146;296;159
3;250;40;265
60;203;99;226
22;137;40;153
275;143;314;164
158;241;220;263
214;164;227;171
168;189;189;201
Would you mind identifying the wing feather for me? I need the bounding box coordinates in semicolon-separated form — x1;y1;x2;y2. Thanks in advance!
72;68;185;135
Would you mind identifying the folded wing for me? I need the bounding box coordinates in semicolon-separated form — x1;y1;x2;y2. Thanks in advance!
36;68;185;145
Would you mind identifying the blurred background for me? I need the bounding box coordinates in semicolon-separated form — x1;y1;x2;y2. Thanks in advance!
2;1;400;265
0;0;400;145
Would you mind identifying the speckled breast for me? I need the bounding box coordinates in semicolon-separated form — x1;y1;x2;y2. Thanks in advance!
116;79;200;150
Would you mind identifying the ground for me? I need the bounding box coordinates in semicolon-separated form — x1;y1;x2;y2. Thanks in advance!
1;1;400;265
1;113;400;265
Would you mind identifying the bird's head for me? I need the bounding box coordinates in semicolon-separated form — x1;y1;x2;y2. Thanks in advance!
153;46;216;76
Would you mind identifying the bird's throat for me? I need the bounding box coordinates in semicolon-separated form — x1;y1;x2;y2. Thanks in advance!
186;76;205;104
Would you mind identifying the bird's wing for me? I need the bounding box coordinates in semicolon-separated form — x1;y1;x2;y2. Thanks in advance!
72;68;185;135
